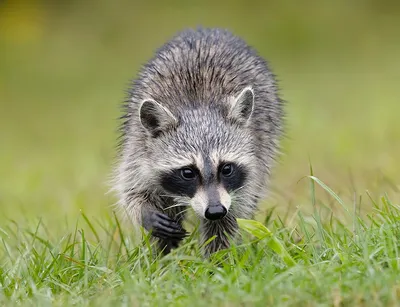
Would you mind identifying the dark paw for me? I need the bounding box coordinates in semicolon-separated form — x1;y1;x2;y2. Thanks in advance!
148;212;188;241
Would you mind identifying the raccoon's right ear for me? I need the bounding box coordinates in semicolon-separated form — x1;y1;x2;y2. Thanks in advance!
139;99;177;137
228;86;255;125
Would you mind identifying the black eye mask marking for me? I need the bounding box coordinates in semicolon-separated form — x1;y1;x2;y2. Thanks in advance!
160;162;247;197
218;162;247;192
160;165;200;197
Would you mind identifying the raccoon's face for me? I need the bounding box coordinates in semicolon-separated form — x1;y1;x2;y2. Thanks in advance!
138;87;257;221
158;158;249;220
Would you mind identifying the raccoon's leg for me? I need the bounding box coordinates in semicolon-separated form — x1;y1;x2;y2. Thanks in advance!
142;209;188;255
200;213;239;256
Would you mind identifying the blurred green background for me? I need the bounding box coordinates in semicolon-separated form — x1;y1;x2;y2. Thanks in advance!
0;0;399;226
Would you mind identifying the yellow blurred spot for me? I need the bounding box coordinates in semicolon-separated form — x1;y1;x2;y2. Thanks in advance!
0;0;45;45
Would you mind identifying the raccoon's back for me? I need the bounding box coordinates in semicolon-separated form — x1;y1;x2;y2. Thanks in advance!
129;28;276;111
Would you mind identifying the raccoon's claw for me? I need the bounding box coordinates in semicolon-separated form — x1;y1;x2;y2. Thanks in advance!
149;212;188;240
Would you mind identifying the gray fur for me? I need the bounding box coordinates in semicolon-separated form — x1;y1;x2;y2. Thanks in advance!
112;27;284;256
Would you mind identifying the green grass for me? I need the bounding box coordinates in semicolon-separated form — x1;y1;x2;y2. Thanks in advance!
1;175;400;306
1;0;400;306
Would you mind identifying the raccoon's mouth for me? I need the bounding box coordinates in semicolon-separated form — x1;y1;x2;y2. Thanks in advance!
190;186;231;221
191;200;229;221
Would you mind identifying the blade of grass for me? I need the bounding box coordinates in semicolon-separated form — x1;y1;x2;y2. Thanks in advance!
237;218;296;267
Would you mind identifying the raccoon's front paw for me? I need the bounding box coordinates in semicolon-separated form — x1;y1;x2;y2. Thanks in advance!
148;212;188;240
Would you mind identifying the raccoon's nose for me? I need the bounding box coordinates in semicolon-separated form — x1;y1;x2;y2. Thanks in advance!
205;205;227;220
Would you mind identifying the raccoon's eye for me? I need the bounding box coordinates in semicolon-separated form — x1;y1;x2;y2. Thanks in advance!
180;167;196;180
220;163;234;177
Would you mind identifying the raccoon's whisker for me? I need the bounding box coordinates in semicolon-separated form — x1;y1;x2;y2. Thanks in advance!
159;193;189;199
164;203;190;210
176;207;191;217
175;208;192;223
233;185;247;192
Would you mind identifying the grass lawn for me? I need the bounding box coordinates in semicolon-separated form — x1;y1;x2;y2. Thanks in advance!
1;1;400;306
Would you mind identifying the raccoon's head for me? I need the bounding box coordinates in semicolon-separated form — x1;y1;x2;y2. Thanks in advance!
138;86;259;221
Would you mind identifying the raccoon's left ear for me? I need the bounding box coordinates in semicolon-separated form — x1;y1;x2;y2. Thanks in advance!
228;86;255;124
139;99;177;137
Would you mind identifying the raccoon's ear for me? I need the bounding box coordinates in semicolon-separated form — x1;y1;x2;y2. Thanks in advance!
139;99;177;137
229;86;255;124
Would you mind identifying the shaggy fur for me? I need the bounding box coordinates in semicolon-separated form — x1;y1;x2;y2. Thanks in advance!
112;27;284;256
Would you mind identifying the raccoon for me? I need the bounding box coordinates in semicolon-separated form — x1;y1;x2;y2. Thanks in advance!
113;27;284;256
